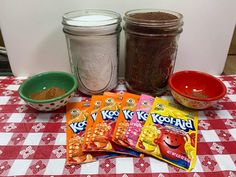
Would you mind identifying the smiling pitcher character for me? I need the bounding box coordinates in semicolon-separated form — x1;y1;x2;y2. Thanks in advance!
154;128;191;168
157;129;186;159
136;97;198;171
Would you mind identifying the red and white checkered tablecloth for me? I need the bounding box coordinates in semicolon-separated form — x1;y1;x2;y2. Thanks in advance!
0;75;236;177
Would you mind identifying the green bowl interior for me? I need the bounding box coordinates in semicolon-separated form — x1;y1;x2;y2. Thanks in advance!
19;72;78;103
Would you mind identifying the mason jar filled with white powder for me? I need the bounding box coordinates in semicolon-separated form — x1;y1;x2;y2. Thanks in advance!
62;9;121;95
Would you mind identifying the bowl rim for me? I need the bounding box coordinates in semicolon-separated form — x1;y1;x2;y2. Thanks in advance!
168;70;227;101
18;71;78;103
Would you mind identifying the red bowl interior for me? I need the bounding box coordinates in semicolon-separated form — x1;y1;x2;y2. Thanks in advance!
168;70;226;101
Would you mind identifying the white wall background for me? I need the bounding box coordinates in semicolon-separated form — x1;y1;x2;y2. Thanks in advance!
0;0;236;76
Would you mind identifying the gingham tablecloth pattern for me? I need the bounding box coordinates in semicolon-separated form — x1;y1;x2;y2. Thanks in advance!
0;76;236;177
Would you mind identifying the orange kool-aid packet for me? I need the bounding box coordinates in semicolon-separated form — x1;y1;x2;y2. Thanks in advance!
66;101;93;164
83;95;103;151
112;93;140;147
88;92;141;156
88;92;121;151
66;99;123;165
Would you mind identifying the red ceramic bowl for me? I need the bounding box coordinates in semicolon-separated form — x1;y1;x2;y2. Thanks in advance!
168;70;226;109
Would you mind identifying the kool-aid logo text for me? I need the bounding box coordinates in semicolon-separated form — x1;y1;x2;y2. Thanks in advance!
137;111;148;121
91;113;97;121
101;110;119;120
122;110;134;120
151;114;195;132
69;120;87;134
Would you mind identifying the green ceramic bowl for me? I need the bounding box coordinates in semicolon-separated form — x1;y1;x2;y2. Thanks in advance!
18;71;78;111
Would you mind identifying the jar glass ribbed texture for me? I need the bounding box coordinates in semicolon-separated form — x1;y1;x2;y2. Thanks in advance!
124;9;183;96
62;9;121;95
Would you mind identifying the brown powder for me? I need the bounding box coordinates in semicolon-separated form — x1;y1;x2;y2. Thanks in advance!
130;12;178;21
30;87;66;100
190;92;209;98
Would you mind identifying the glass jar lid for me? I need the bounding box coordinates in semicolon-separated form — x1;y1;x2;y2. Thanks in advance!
124;9;183;27
123;9;183;36
62;9;121;35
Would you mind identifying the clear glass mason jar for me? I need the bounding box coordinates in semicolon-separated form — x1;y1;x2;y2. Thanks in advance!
123;9;183;96
62;10;121;95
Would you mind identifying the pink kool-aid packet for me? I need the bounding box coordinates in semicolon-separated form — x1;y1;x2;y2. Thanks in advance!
125;94;154;148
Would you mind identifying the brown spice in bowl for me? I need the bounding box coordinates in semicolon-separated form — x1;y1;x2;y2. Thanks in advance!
30;87;66;100
191;92;209;98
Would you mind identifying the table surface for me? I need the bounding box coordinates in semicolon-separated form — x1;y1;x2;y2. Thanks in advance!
0;76;236;177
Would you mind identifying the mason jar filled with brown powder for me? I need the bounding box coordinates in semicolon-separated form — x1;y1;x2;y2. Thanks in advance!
124;9;183;95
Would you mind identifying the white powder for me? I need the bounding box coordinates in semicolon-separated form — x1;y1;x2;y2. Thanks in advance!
67;15;117;26
63;13;120;95
70;35;118;93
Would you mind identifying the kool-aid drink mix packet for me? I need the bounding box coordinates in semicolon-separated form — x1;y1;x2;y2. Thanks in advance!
136;97;198;171
89;92;141;156
66;101;94;164
88;92;121;151
112;93;140;147
83;95;103;151
67;99;122;164
125;94;154;148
